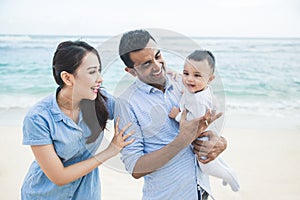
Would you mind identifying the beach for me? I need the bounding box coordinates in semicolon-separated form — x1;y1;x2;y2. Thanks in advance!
1;111;299;200
1;34;300;199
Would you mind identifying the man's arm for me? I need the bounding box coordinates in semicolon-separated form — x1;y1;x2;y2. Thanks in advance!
131;109;201;178
132;109;222;179
115;95;222;179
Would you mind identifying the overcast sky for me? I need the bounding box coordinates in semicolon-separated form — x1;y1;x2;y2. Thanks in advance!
0;0;299;37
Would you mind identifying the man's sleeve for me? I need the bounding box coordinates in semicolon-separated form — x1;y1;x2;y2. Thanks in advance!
114;97;145;174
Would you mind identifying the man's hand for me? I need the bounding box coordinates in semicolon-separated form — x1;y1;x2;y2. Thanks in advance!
197;109;222;134
178;109;222;147
192;131;227;164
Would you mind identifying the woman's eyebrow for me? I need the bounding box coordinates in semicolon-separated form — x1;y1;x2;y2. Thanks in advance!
87;66;99;70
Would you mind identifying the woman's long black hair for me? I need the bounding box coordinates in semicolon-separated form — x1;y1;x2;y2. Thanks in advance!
52;41;109;144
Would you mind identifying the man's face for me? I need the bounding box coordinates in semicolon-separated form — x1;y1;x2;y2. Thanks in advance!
128;39;166;89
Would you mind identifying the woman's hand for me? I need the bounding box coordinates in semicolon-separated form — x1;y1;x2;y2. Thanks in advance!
107;117;135;156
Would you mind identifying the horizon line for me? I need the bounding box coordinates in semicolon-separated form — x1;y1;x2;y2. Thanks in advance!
0;33;300;40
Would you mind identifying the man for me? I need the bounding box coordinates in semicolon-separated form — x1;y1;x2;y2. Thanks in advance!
114;29;227;200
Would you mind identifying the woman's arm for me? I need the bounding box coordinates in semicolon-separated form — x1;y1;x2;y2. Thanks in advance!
32;118;134;186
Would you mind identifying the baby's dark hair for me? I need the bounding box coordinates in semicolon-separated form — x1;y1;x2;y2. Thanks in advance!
187;50;215;73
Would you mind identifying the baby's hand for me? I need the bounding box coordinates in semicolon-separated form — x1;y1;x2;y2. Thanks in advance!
167;69;181;81
169;107;180;119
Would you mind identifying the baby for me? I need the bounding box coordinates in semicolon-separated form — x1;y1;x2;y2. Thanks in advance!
169;50;240;192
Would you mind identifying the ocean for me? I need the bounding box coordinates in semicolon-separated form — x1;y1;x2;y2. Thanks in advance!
1;34;300;125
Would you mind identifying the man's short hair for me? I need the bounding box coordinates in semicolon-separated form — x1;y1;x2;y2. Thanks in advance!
119;29;156;68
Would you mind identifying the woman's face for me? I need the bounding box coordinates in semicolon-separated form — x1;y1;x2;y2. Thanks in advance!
72;52;102;101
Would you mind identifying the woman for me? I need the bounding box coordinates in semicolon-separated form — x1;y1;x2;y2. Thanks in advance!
21;41;134;199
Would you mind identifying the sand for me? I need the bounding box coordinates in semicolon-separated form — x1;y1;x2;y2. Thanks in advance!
1;112;300;199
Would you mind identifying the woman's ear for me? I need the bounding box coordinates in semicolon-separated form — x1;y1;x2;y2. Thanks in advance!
60;71;74;86
125;67;137;77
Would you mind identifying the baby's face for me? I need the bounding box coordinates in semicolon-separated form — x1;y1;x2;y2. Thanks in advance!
182;59;213;93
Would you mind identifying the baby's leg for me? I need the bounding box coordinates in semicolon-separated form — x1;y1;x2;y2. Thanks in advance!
198;157;240;192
